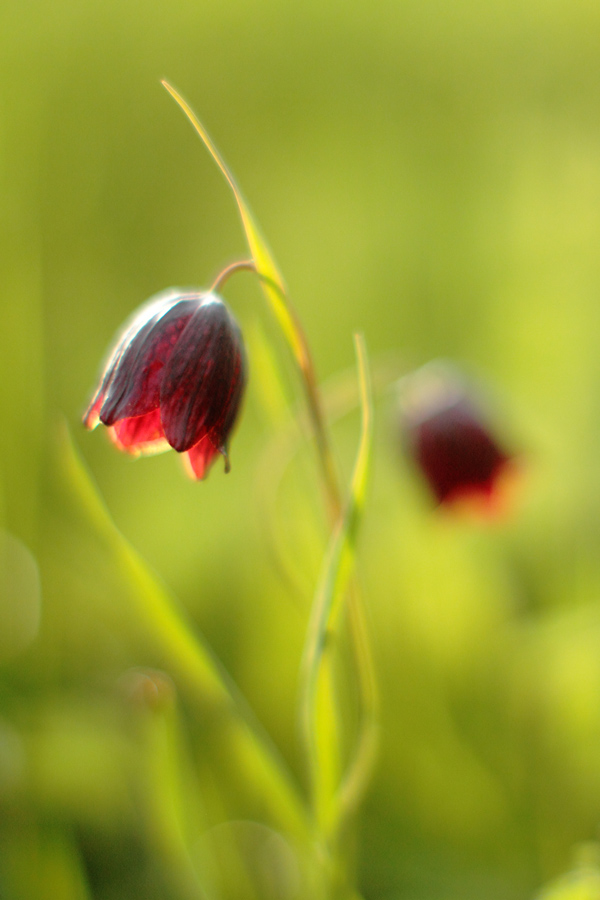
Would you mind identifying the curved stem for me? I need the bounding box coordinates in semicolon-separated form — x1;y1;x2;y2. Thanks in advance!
210;259;256;293
210;256;342;520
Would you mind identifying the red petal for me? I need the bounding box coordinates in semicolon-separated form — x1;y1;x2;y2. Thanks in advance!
100;298;200;426
182;435;222;480
83;292;180;430
416;407;508;505
210;348;246;449
83;343;128;429
437;461;518;519
108;409;170;456
160;297;246;452
83;393;104;430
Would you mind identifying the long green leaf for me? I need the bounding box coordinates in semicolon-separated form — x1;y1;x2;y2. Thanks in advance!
59;422;311;843
161;81;304;363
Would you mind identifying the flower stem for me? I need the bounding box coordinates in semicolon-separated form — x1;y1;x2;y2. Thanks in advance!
210;256;343;521
210;259;256;293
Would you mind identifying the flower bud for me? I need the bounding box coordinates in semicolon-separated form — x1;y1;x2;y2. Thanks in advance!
399;361;511;507
84;290;247;480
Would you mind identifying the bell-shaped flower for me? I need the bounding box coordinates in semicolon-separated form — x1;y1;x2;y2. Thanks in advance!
399;361;512;508
84;289;246;480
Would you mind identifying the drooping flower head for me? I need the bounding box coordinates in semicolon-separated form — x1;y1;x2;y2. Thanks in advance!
84;289;246;480
398;361;512;508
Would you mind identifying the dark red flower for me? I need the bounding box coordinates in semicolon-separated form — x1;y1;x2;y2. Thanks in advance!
399;362;511;508
84;289;246;480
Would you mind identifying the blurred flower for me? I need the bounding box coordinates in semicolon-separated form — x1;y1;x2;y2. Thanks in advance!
398;361;512;508
84;290;246;480
119;668;176;712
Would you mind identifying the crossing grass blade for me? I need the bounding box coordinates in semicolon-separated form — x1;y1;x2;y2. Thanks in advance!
301;334;374;837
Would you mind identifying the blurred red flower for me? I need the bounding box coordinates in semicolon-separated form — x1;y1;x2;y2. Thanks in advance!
84;290;246;480
399;362;512;508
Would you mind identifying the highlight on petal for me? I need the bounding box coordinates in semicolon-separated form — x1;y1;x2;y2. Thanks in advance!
83;291;180;424
99;295;203;425
108;409;170;456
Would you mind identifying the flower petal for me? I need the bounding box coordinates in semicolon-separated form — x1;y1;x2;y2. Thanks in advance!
182;435;222;480
108;409;170;456
83;393;105;430
83;338;131;429
399;361;511;507
99;296;201;426
160;296;246;453
416;405;509;504
182;354;245;479
206;349;246;458
83;289;190;429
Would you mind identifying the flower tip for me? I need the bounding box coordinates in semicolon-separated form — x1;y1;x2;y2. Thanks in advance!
437;459;513;514
183;444;232;481
82;397;102;430
221;447;231;474
182;435;223;480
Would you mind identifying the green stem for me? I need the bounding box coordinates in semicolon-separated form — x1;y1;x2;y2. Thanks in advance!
210;256;342;523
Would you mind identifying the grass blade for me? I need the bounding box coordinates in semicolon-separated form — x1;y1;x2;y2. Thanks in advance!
301;334;374;837
59;422;311;843
161;80;299;360
161;80;341;516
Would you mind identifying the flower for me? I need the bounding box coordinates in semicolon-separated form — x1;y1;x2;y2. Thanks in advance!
398;361;511;507
83;289;247;480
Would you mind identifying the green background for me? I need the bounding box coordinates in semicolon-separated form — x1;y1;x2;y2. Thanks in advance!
2;0;600;897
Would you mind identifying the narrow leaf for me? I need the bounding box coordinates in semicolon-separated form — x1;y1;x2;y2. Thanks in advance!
59;421;310;842
161;81;304;365
301;334;373;830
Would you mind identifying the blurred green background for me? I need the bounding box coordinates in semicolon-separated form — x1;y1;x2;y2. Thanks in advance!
2;0;600;897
